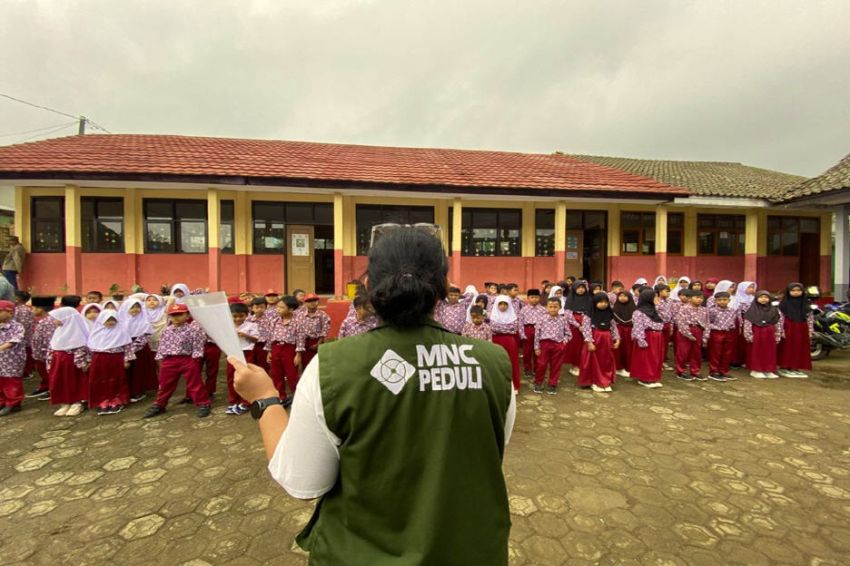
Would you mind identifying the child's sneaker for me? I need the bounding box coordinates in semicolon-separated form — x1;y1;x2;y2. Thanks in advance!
532;383;544;394
235;403;250;415
196;405;211;418
676;373;694;382
708;373;727;382
693;374;708;381
129;394;146;404
546;385;557;395
662;363;673;371
143;404;166;418
723;374;737;381
224;404;239;415
590;384;607;392
750;371;768;379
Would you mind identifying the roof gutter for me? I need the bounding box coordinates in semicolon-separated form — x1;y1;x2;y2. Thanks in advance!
671;196;770;208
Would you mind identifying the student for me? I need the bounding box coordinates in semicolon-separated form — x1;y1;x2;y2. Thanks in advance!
590;281;604;295
707;291;737;381
81;303;101;331
200;332;222;399
264;289;281;312
519;289;546;376
461;305;492;341
14;290;35;379
0;300;27;416
143;294;168;352
47;304;90;417
733;281;757;366
506;284;523;314
102;299;120;311
670;276;691;301
688;280;705;304
578;292;620;392
248;297;271;372
226;302;258;415
562;280;591;376
703;278;720;301
608;281;624;306
87;310;135;415
743;290;783;379
706;280;734;309
143;303;210;418
338;295;379;338
778;282;814;378
630;288;665;388
674;290;710;381
27;296;56;399
295;293;330;370
564;276;576;287
434;286;473;334
266;295;303;399
612;291;635;378
170;283;191;304
119;298;156;403
489;296;524;393
654;275;668;287
630;281;645;303
532;297;572;394
85;290;103;305
654;283;674;371
483;282;499;311
292;289;306;308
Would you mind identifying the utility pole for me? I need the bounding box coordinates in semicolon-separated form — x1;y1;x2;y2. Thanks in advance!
78;115;86;135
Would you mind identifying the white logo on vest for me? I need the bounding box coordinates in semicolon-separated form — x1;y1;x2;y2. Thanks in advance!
370;349;417;395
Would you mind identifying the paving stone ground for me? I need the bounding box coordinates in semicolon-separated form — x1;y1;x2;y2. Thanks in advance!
2;352;850;565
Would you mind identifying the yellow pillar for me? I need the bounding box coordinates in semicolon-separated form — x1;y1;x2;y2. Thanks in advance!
207;188;221;291
744;209;759;256
555;201;566;281
451;198;463;283
342;196;356;257
64;185;82;294
683;209;698;257
14;187;27;248
435;199;449;253
521;203;535;258
123;188;139;286
234;191;250;255
655;206;668;278
333;193;345;297
607;205;621;258
820;212;833;293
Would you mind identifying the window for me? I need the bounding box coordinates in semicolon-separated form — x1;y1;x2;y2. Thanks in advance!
767;216;820;256
621;212;655;255
253;202;333;254
667;213;684;255
535;209;554;256
567;211;606;231
220;201;234;254
81;197;123;253
461;208;521;256
697;214;745;256
31;197;65;252
356;204;434;255
143;199;207;253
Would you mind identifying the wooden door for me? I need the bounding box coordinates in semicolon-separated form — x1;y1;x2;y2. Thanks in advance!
286;225;315;293
564;230;584;280
799;232;820;286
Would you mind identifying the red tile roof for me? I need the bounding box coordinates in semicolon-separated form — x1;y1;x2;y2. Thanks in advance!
0;134;688;197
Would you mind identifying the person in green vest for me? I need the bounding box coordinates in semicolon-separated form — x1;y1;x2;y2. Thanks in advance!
230;226;516;565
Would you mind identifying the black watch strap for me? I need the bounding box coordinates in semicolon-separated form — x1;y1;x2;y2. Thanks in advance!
250;397;284;419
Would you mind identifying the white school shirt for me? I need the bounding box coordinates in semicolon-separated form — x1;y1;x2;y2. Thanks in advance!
268;357;517;499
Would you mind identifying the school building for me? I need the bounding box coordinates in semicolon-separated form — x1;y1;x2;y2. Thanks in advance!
0;134;845;298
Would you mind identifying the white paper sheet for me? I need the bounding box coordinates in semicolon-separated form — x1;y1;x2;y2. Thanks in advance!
185;292;246;365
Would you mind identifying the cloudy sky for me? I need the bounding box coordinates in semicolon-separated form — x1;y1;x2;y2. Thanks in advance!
1;0;848;177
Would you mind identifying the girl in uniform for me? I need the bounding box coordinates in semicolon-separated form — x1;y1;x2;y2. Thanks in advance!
489;296;524;393
630;288;665;388
563;280;591;377
120;298;156;402
778;282;814;378
612;291;635;378
578;292;620;392
0;300;27;415
81;303;101;331
743;290;783;379
47;306;90;416
87;310;135;415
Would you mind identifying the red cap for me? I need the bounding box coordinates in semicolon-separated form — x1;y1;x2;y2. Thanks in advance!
304;293;319;302
0;300;15;312
167;303;189;315
264;289;279;297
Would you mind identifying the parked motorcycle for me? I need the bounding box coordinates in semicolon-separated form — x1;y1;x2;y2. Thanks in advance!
807;286;850;360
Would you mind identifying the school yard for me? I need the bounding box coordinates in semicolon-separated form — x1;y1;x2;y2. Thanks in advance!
2;353;849;566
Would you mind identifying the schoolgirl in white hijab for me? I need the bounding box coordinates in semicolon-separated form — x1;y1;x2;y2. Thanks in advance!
170;283;191;305
81;303;102;332
489;295;524;392
47;306;90;417
670;276;691;300
119;298;153;341
88;310;132;352
490;295;519;326
49;307;90;352
709;280;736;308
735;281;757;312
87;310;134;415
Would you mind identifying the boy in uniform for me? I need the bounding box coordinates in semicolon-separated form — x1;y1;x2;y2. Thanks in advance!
27;296;56;399
295;293;330;369
518;289;546;376
0;300;27;415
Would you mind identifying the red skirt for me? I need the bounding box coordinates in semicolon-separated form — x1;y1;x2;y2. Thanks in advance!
563;313;584;365
779;319;812;370
747;325;778;372
579;328;616;388
493;333;521;391
614;324;633;370
630;329;664;382
89;352;130;408
48;351;84;405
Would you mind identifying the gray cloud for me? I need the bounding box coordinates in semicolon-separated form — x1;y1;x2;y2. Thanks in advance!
1;0;848;176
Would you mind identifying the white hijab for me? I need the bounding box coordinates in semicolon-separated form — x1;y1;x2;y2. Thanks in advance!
119;298;153;338
633;277;648;287
49;307;90;351
548;285;566;314
144;294;166;323
170;283;190;304
670;276;691;300
81;303;102;331
736;281;757;310
463;285;478;296
654;275;668;286
88;310;132;352
489;295;517;325
102;299;120;311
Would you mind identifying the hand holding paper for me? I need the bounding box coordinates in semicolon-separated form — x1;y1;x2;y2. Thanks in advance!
185;292;246;365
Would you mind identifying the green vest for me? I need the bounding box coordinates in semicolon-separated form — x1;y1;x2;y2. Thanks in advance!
297;321;513;566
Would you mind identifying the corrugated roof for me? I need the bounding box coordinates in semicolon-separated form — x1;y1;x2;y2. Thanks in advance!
0;134;686;197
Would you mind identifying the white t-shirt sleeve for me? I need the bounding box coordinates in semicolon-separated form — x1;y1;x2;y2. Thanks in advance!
504;389;517;445
267;357;341;499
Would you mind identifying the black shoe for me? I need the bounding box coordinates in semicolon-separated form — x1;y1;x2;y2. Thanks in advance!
143;405;166;419
723;374;737;381
676;374;694;382
27;388;49;399
693;374;708;381
111;405;125;414
0;405;19;416
546;385;558;395
708;373;727;382
532;383;544;394
96;407;107;416
196;405;211;418
178;396;193;405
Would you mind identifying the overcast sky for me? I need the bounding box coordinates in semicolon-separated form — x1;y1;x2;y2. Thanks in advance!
1;0;848;177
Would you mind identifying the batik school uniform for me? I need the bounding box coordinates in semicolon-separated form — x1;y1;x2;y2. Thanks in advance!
295;308;331;369
14;303;35;379
533;314;571;388
248;311;271;372
154;320;209;408
732;282;756;366
519;301;547;374
510;296;523;316
656;296;674;364
461;321;492;341
630;309;665;385
0;316;27;412
31;313;55;392
119;300;156;400
338;314;378;338
490;298;525;392
612;299;635;376
266;314;303;398
434;294;474;334
87;311;135;412
47;308;91;409
674;304;710;377
743;303;783;376
200;327;222;397
778;286;814;374
578;310;620;389
708;304;738;378
227;319;259;409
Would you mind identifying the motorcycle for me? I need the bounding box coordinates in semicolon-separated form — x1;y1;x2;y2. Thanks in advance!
807;286;850;360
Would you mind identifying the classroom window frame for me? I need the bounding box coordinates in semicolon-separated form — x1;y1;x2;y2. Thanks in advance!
143;199;208;254
620;211;656;255
252;201;334;255
30;196;66;253
461;207;522;257
535;209;555;257
666;212;684;255
220;200;235;254
696;213;746;256
766;216;819;257
81;197;124;253
355;204;435;255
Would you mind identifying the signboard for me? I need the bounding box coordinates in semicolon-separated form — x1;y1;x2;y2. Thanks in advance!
291;233;310;256
566;251;578;260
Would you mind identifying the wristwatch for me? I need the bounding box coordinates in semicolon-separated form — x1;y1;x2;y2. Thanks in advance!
250;397;284;420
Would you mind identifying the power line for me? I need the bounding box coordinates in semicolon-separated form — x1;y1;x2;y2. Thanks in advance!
17;122;78;143
0;92;111;133
0;120;79;138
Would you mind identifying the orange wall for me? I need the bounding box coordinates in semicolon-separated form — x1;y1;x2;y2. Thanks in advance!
246;254;284;293
136;254;210;292
21;253;66;294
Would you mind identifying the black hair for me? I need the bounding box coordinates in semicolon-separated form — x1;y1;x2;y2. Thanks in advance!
292;288;305;295
448;286;461;294
557;280;569;288
507;283;518;290
87;290;103;300
280;296;300;311
353;295;370;309
230;302;249;315
61;295;82;308
611;280;624;289
251;297;267;307
367;228;448;327
15;290;31;302
469;305;485;316
112;294;124;301
546;297;562;305
497;284;507;293
713;291;731;299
